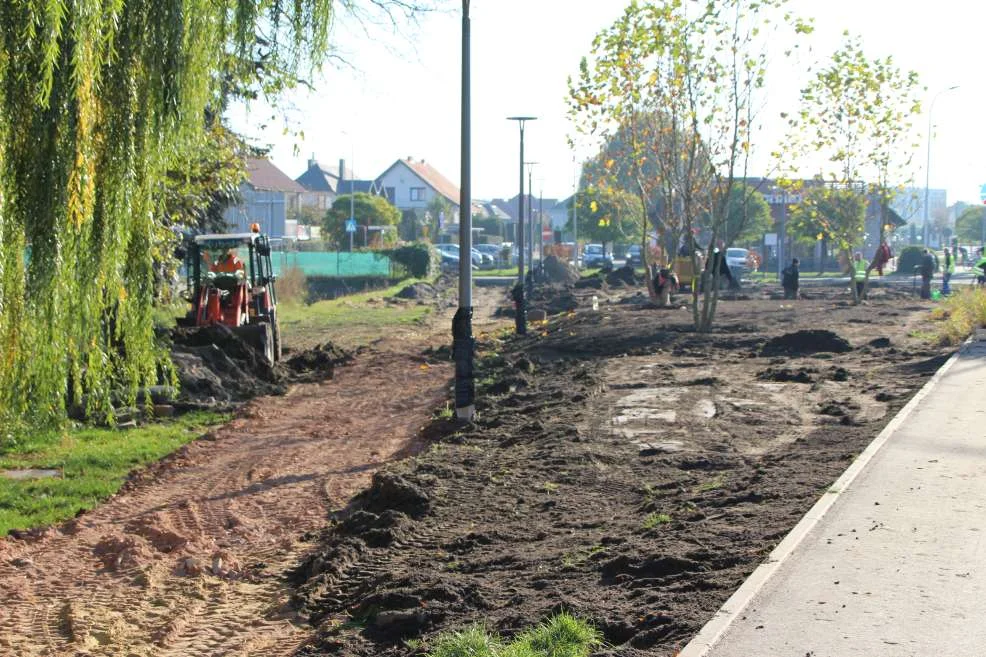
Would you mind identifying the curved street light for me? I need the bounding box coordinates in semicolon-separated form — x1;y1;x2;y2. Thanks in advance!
507;116;537;335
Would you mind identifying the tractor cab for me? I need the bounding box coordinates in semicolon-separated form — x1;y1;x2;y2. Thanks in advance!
178;225;281;363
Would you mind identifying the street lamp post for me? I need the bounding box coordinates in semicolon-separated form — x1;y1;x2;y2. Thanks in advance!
453;0;475;420
923;85;959;248
507;116;536;334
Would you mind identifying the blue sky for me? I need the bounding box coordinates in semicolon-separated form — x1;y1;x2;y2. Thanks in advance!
226;0;986;206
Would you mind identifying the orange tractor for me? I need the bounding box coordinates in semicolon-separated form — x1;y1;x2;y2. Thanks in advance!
178;226;282;364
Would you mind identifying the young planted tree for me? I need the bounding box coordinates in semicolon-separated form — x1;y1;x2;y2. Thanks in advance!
776;37;922;303
570;0;808;330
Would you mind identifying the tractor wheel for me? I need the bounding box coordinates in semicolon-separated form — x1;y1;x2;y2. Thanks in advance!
235;323;274;365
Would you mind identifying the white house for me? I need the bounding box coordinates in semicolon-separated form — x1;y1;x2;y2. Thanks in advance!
375;157;460;224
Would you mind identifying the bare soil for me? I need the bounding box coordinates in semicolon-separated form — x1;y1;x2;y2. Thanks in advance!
289;284;950;656
0;280;948;657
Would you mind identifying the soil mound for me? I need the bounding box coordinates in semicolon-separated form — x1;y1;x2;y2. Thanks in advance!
605;265;642;288
396;282;437;300
541;255;580;285
356;472;431;518
761;329;852;356
527;284;578;315
170;326;348;408
284;343;351;382
574;273;605;290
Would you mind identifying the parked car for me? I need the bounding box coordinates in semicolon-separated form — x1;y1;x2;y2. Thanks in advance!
474;243;504;266
583;243;613;269
436;243;489;267
626;244;643;267
725;247;749;279
437;251;478;273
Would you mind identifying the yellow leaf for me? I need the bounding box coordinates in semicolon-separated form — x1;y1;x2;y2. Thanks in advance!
590;200;598;213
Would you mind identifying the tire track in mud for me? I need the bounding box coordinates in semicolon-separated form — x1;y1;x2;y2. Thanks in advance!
0;350;451;657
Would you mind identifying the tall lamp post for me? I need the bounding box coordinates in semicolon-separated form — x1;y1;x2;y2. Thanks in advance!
923;85;959;248
453;0;475;420
507;116;536;334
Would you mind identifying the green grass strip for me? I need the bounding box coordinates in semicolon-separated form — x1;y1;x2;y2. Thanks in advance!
0;412;228;536
426;613;602;657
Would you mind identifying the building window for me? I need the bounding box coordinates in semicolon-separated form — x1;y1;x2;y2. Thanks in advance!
410;187;426;202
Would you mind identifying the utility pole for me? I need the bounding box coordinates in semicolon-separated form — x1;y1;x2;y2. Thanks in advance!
453;0;475;420
539;188;544;269
508;117;536;334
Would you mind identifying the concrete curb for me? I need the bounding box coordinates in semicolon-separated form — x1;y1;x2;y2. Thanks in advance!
678;337;969;657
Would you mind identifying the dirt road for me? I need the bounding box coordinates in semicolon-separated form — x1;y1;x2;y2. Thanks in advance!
0;349;452;656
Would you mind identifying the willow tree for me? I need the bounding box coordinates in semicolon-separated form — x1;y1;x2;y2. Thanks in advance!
570;0;811;330
0;1;336;429
776;37;922;303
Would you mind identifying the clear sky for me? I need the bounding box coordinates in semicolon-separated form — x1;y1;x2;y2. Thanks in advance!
226;0;986;206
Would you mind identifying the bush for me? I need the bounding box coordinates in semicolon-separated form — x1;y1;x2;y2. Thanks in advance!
898;245;938;274
933;288;986;345
387;242;438;279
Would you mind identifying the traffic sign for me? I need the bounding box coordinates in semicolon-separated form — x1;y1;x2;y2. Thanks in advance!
345;218;357;233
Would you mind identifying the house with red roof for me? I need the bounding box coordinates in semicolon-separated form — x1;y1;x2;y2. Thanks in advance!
223;157;305;238
375;157;461;227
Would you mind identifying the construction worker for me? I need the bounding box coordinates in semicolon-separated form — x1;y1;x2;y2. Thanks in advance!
975;252;986;285
919;248;935;300
849;252;867;300
211;248;244;274
942;247;955;295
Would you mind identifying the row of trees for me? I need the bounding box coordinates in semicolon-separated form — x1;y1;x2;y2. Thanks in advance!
568;1;922;326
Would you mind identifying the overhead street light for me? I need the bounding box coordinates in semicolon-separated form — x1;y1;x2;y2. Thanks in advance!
507;116;537;335
923;85;959;248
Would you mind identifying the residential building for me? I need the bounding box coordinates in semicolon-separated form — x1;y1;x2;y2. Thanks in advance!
223;157;304;238
375;157;460;223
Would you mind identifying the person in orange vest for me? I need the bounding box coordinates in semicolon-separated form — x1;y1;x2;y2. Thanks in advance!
211;248;244;274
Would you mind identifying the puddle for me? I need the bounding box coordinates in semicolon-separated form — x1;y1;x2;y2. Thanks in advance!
2;469;61;480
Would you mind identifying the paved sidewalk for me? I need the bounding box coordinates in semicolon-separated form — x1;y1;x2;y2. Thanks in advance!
682;336;986;657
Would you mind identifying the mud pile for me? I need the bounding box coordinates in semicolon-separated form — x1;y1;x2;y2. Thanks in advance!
761;329;852;356
540;255;581;285
396;282;438;300
526;283;579;316
605;265;643;287
170;325;349;408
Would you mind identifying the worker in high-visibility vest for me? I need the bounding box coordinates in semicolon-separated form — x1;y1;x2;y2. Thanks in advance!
210;248;244;274
850;252;868;300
